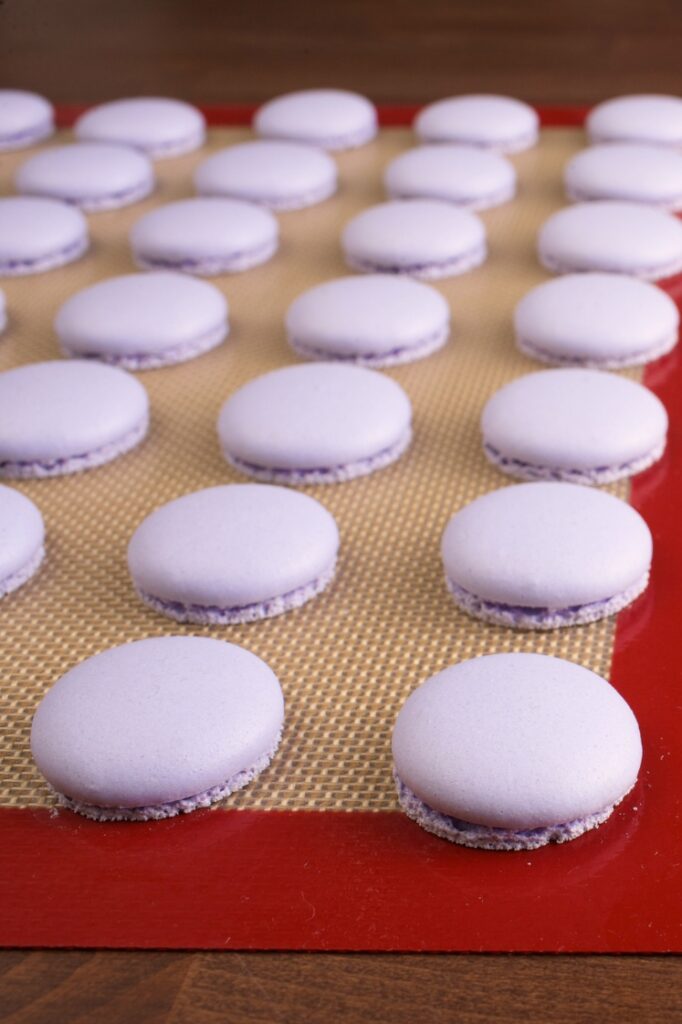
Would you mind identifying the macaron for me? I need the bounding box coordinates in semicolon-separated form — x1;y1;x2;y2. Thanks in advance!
392;653;642;851
0;197;88;276
74;97;206;158
15;143;155;212
0;360;149;478
537;201;682;280
441;481;652;630
194;140;337;211
218;363;412;484
54;272;229;370
0;485;45;598
564;143;682;210
514;273;680;368
482;368;668;485
384;144;516;210
128;484;339;624
414;94;539;153
0;90;54;150
586;94;682;147
130;198;278;276
253;89;377;150
285;274;450;367
31;636;284;821
0;288;6;334
341;200;486;279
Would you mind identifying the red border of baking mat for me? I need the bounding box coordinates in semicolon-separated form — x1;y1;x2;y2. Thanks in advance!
2;105;681;952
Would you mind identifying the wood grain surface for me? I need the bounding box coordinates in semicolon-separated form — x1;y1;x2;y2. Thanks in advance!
1;0;680;1020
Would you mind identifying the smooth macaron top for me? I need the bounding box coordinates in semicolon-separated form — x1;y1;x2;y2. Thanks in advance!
74;97;206;157
341;200;486;272
218;363;412;472
130;197;278;266
0;89;54;149
414;94;539;152
514;273;680;366
31;636;284;809
128;484;339;609
0;196;88;266
441;481;652;609
586;94;682;146
564;143;682;209
194;140;337;209
482;368;668;473
55;272;228;360
537;200;682;279
384;144;516;208
286;274;450;360
253;89;377;150
0;484;44;582
392;653;642;830
15;143;155;209
0;360;149;465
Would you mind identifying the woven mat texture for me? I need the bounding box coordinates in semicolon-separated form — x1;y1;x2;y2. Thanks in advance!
0;127;636;811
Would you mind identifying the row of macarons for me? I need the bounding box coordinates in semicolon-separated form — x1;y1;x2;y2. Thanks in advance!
4;88;682;155
10;119;682;218
27;635;643;853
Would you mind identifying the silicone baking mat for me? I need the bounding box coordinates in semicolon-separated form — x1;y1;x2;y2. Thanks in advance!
1;108;681;951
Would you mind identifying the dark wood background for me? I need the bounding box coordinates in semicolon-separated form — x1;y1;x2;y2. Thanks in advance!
1;1;681;1020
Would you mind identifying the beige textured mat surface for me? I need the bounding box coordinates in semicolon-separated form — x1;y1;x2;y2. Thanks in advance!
0;127;635;811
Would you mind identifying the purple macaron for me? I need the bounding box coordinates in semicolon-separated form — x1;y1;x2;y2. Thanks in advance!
0;360;149;478
0;484;45;598
441;482;652;630
130;198;278;276
15;143;155;212
30;636;284;821
392;653;642;851
218;363;412;484
341;200;486;279
128;484;339;624
0;90;54;150
0;197;89;276
74;97;206;159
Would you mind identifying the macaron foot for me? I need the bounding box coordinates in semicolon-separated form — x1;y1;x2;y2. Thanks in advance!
516;331;679;369
395;772;626;851
445;573;650;630
61;322;228;371
0;543;44;598
53;733;282;822
346;244;486;280
0;416;148;478
290;324;449;368
483;440;666;486
134;238;278;276
0;235;88;277
135;561;336;625
225;426;412;485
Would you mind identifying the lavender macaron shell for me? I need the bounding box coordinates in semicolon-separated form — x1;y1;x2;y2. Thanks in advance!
564;143;682;210
384;144;516;210
130;198;278;276
441;481;652;629
0;197;89;277
218;363;412;484
0;90;54;150
285;274;450;368
392;653;642;850
414;95;539;153
30;636;284;820
341;200;486;280
586;94;682;147
481;368;668;485
15;143;155;212
537;200;682;280
74;97;206;158
514;272;680;369
0;360;149;478
55;272;229;370
253;89;377;151
0;485;45;597
128;484;339;624
194;140;338;211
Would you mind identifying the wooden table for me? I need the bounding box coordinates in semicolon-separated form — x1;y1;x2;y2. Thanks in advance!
1;2;680;1020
